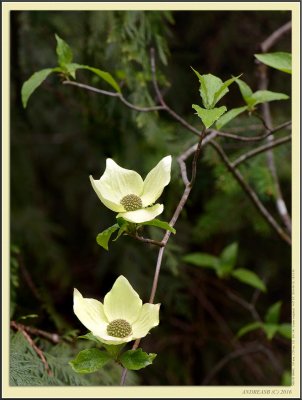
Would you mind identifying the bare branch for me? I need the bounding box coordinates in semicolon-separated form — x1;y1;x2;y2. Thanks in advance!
226;290;261;322
260;21;291;52
121;128;208;385
210;140;291;245
62;80;164;112
202;342;283;385
213;120;291;142
12;322;60;344
231;135;291;167
127;233;164;247
11;321;53;376
257;22;292;233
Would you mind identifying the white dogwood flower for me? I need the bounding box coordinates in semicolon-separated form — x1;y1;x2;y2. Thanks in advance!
89;156;172;223
73;276;160;345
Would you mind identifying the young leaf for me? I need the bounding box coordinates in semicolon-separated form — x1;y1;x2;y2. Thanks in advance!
217;242;238;278
231;268;266;292
255;52;292;74
216;106;248;130
277;323;292;340
140;219;176;234
265;301;282;324
236;78;253;103
102;343;126;360
69;348;112;374
119;349;156;371
183;252;219;270
69;64;121;93
77;332;101;343
237;321;263;338
192;104;227;129
55;34;73;66
21;68;55;108
191;69;223;109
262;323;279;340
220;242;238;271
96;224;119;250
213;75;241;105
250;90;289;107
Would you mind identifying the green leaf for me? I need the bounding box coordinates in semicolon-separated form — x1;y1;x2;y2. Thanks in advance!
192;69;223;109
77;332;100;343
192;104;227;129
262;323;279;340
62;63;82;79
216;106;248;130
141;219;176;234
265;301;282;324
69;64;121;93
96;224;119;250
213;75;241;105
183;252;219;270
21;68;55;108
231;268;266;292
119;349;157;371
237;321;262;338
55;34;73;66
69;348;112;374
218;242;238;278
235;78;253;103
255;52;292;74
220;242;238;270
102;343;125;360
249;90;289;107
277;323;292;340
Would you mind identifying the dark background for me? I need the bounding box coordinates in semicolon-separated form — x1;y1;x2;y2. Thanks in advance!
10;10;292;386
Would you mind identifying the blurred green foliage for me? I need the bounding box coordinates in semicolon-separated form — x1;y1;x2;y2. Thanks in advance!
10;10;291;385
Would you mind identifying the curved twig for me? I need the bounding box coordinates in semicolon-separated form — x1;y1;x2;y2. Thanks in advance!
210;140;291;245
63;80;165;112
231;135;291;167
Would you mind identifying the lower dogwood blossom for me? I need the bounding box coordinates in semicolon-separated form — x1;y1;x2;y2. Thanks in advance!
73;275;160;345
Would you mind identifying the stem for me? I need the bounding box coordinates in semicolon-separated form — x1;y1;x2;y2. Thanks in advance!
120;128;207;385
11;321;53;376
63;80;165;113
210;140;291;245
231;135;291;167
256;22;292;234
214;120;291;142
260;21;291;52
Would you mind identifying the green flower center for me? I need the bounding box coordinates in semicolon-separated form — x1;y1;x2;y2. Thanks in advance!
107;319;132;338
120;194;142;212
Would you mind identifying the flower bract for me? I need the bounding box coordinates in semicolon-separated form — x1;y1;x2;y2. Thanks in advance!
73;275;160;345
89;156;172;223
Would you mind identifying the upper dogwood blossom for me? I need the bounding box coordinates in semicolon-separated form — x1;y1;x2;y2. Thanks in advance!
73;276;160;345
89;156;172;223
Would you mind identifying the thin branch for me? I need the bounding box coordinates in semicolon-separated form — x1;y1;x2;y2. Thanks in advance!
10;321;60;344
127;233;164;247
226;290;261;322
210;140;291;245
11;321;53;376
121;128;207;385
231;135;291;167
257;23;292;234
214;120;291;142
202;342;283;385
63;80;165;113
260;21;292;53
